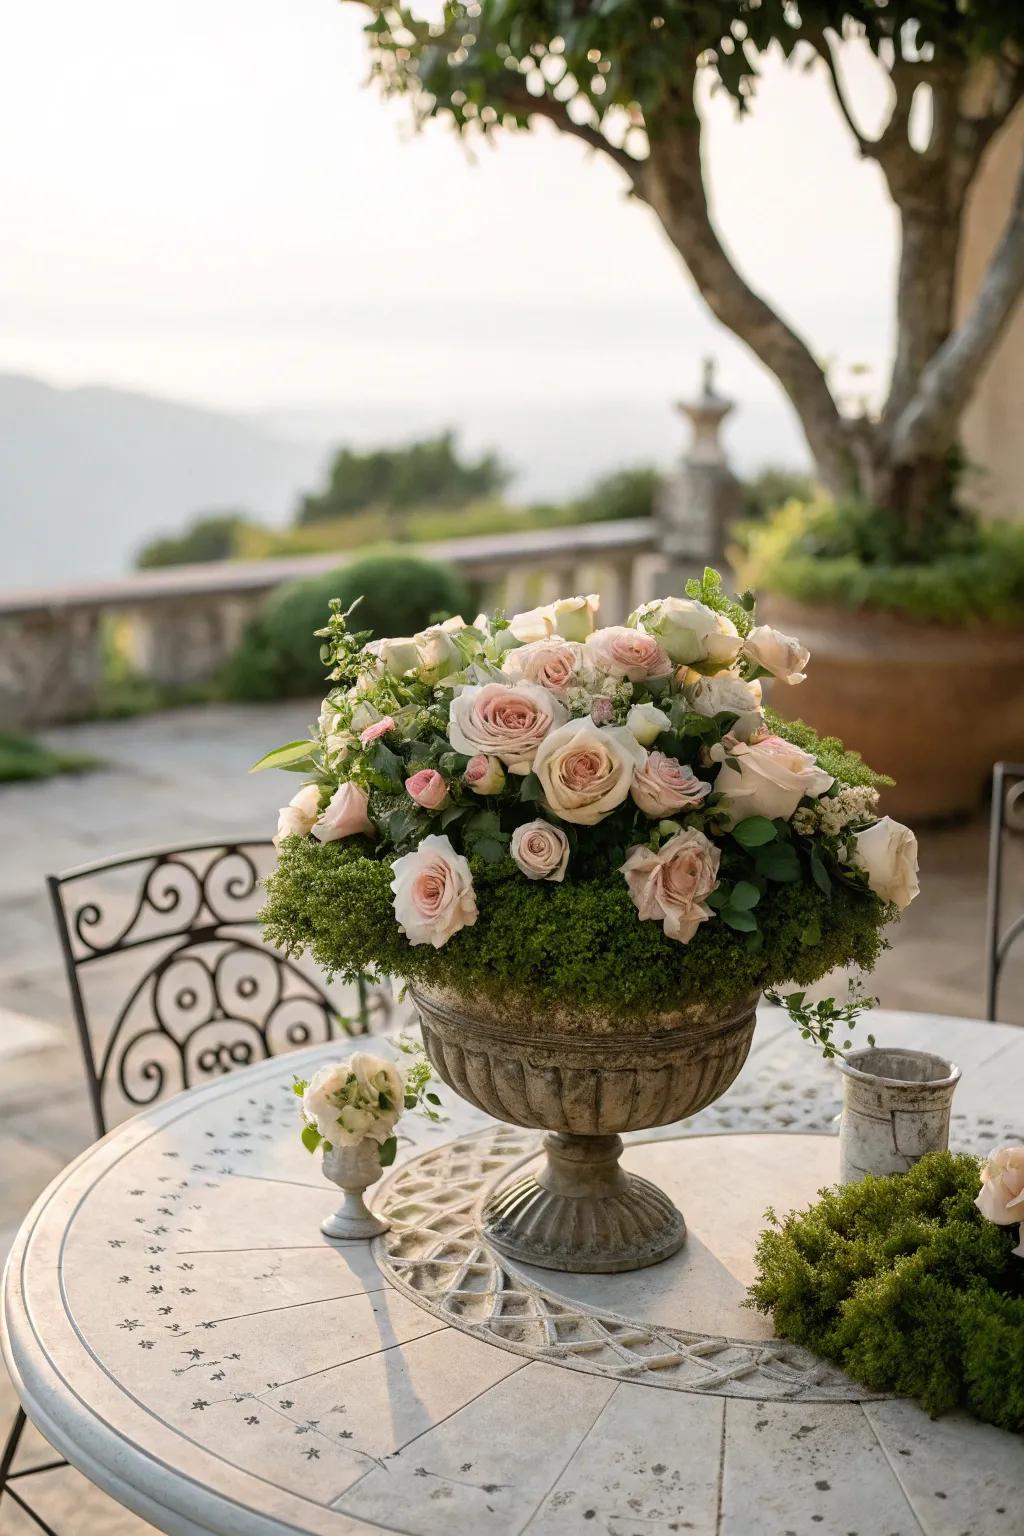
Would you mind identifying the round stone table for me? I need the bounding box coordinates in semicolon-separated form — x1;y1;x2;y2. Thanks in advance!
4;1007;1024;1536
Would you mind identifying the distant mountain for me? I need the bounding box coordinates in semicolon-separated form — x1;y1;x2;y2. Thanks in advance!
0;375;329;592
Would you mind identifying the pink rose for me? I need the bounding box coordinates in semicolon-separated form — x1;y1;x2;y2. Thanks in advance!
312;782;373;843
359;716;395;746
390;834;478;948
447;682;568;774
510;820;570;882
631;752;713;818
620;829;720;944
584;626;671;682
501;637;584;699
712;733;834;827
405;768;449;811
534;718;646;825
464;754;507;795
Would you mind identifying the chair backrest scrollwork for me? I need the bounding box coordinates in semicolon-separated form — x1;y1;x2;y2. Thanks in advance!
48;839;387;1136
985;764;1024;1022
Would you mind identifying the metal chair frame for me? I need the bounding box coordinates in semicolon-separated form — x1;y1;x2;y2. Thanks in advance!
985;763;1024;1022
1;836;383;1530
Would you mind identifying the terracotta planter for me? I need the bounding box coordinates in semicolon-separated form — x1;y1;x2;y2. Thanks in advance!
760;595;1024;822
412;982;757;1274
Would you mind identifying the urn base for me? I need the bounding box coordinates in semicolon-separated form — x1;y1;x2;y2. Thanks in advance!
482;1131;686;1274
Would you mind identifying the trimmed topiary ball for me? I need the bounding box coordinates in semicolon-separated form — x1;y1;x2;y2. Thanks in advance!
223;553;473;700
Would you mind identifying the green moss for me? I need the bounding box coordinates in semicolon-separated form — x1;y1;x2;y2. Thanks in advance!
739;498;1024;625
748;1153;1024;1429
766;711;894;789
263;836;891;1018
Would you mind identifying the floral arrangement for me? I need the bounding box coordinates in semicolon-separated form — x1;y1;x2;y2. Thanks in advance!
748;1147;1024;1430
293;1045;439;1167
258;569;918;1020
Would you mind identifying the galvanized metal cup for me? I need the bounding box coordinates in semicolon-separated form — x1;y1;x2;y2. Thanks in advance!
837;1047;961;1184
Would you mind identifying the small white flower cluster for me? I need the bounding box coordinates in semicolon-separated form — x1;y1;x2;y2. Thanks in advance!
792;785;880;838
299;1052;406;1151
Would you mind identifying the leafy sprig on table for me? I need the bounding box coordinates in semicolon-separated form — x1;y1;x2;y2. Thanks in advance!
765;983;877;1060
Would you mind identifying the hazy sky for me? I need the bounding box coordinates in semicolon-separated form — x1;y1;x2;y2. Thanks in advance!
0;1;899;474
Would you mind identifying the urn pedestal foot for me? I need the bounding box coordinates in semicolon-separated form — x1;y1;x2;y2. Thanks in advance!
321;1189;390;1241
482;1132;686;1274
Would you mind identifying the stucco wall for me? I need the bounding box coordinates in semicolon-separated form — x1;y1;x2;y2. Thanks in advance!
956;106;1024;520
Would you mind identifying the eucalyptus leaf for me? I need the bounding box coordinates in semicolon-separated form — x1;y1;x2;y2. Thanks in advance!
249;740;317;774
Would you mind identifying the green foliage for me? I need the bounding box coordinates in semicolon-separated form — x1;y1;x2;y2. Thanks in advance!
764;984;877;1059
767;710;893;789
740;498;1024;624
748;1153;1024;1430
0;732;98;784
574;466;660;523
263;836;891;1020
222;554;473;701
296;432;507;525
739;466;815;523
136;511;254;569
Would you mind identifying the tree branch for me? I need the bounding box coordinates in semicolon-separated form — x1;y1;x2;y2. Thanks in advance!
509;90;646;189
815;31;871;156
640;97;851;495
890;134;1024;462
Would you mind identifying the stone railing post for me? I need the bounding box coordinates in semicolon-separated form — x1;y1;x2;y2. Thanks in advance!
657;358;742;592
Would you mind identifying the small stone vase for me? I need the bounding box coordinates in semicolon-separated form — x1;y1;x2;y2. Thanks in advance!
320;1140;390;1240
837;1046;961;1184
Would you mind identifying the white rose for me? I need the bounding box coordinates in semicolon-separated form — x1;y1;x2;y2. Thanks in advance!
851;818;920;909
501;637;583;699
742;624;810;685
534;718;646;825
447;682;568;774
976;1145;1024;1227
390;833;478;948
686;673;765;742
713;733;834;827
302;1063;353;1143
508;604;555;643
365;636;421;678
619;828;720;944
510;819;570;881
414;624;462;685
630;596;742;667
550;594;599;641
349;1050;407;1142
626;702;671;747
274;784;320;847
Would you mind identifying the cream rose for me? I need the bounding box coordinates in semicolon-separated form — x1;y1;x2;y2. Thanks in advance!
550;594;599;641
626;702;671;747
312;782;373;842
510;819;570;882
686;672;765;743
620;829;720;944
414;624;462;685
631;753;713;817
365;635;421;677
741;624;810;685
273;784;320;847
534;718;646;825
629;596;742;667
508;604;555;643
390;833;478;948
584;626;672;682
713;733;834;827
447;682;568;774
301;1052;406;1148
851;818;920;909
976;1145;1024;1227
349;1050;407;1129
501;637;583;699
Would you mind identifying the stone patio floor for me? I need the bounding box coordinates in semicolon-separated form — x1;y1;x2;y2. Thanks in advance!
0;700;1022;1534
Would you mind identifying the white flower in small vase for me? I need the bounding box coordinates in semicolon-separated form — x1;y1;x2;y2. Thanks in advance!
294;1049;440;1241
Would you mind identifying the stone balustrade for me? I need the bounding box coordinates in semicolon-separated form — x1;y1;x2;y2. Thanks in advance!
0;519;668;729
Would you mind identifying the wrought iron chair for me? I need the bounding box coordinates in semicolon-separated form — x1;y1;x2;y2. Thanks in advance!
0;837;390;1533
985;763;1024;1022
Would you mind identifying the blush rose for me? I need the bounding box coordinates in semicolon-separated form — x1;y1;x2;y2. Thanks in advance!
390;834;478;948
447;682;568;774
620;829;721;944
534;718;646;825
584;625;672;682
510;820;570;882
631;753;713;817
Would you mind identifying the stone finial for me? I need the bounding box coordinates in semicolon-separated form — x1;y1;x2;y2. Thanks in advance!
675;355;734;468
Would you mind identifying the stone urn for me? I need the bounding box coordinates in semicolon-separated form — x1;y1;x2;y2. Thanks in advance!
411;982;758;1274
760;594;1024;822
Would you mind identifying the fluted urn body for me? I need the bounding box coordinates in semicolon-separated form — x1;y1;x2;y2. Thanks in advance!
411;983;758;1274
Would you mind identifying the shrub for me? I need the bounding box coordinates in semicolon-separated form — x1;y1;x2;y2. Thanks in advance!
739;498;1024;624
575;467;661;523
223;553;473;701
136;511;257;569
747;1152;1024;1429
0;732;98;783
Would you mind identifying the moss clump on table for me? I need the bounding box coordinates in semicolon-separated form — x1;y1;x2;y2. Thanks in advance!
262;835;890;1021
747;1152;1024;1430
